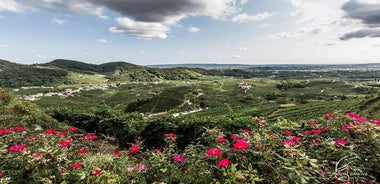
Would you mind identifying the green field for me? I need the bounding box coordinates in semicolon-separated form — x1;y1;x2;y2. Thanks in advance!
18;74;377;121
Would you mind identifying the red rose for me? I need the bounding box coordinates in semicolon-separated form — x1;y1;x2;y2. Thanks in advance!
173;155;185;163
78;149;89;154
218;158;230;167
59;140;71;147
82;134;98;141
207;148;222;157
71;162;83;169
233;139;249;150
217;137;227;143
113;151;121;157
91;169;102;176
67;126;78;132
45;129;56;134
8;144;27;152
129;145;140;153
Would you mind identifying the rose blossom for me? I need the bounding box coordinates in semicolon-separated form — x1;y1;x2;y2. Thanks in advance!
91;169;102;176
207;148;222;157
32;152;42;158
82;134;98;140
72;162;83;169
335;139;347;146
8;144;27;152
218;158;230;167
66;126;78;132
217;137;227;143
113;151;121;157
129;145;140;153
59;140;71;147
45;129;56;134
233;139;249;150
283;130;293;136
173;155;185;163
78;149;89;154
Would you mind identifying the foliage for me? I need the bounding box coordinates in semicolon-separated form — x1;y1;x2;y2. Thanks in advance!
0;66;68;88
0;112;379;183
0;89;57;129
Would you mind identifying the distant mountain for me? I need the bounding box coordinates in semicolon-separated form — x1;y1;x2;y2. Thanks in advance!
147;63;254;69
44;59;143;74
148;63;380;70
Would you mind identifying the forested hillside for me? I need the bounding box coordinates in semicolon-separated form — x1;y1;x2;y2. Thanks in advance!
0;59;204;87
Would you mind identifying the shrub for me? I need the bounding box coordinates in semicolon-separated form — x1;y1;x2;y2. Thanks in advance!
0;112;379;183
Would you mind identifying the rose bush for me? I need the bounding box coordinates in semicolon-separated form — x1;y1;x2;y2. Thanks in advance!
0;111;379;183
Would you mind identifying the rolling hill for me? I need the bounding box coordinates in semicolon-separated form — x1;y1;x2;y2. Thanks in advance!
0;59;204;88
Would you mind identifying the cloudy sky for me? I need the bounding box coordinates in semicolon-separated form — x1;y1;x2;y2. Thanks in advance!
0;0;380;65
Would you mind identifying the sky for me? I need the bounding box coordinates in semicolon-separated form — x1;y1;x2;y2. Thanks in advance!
0;0;380;65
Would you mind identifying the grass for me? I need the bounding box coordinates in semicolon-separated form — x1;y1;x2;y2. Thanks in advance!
64;72;108;86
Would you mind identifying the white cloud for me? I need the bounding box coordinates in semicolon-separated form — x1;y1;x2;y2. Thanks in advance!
269;32;294;39
297;27;324;34
270;1;360;41
260;23;271;28
0;0;22;12
340;0;380;40
269;26;326;39
325;42;337;46
237;47;248;51
36;54;47;58
96;39;109;43
105;0;242;39
195;0;240;19
51;18;67;25
109;17;170;40
231;12;273;23
207;56;222;60
240;0;249;5
1;0;106;18
188;27;200;33
286;0;342;24
1;44;9;48
232;54;241;58
2;0;248;39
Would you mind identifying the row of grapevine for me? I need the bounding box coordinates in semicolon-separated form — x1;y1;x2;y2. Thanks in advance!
267;99;367;122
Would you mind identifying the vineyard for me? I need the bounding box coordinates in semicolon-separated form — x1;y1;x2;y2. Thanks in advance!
0;89;379;183
2;62;380;183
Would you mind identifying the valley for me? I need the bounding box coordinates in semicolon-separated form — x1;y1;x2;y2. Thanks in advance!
1;59;380;183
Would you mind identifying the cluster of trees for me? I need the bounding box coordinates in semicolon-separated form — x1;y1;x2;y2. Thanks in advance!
276;82;306;90
0;66;68;87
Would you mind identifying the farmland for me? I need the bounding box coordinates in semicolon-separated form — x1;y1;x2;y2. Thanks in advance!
1;61;380;183
16;69;378;121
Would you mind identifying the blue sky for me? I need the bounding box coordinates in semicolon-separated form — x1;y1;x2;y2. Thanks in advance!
1;0;380;65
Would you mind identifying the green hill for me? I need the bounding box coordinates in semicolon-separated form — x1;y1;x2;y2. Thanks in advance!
0;59;204;87
0;59;19;70
43;59;103;74
0;60;69;88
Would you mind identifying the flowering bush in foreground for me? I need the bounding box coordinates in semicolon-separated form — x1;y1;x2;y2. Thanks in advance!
0;112;379;183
